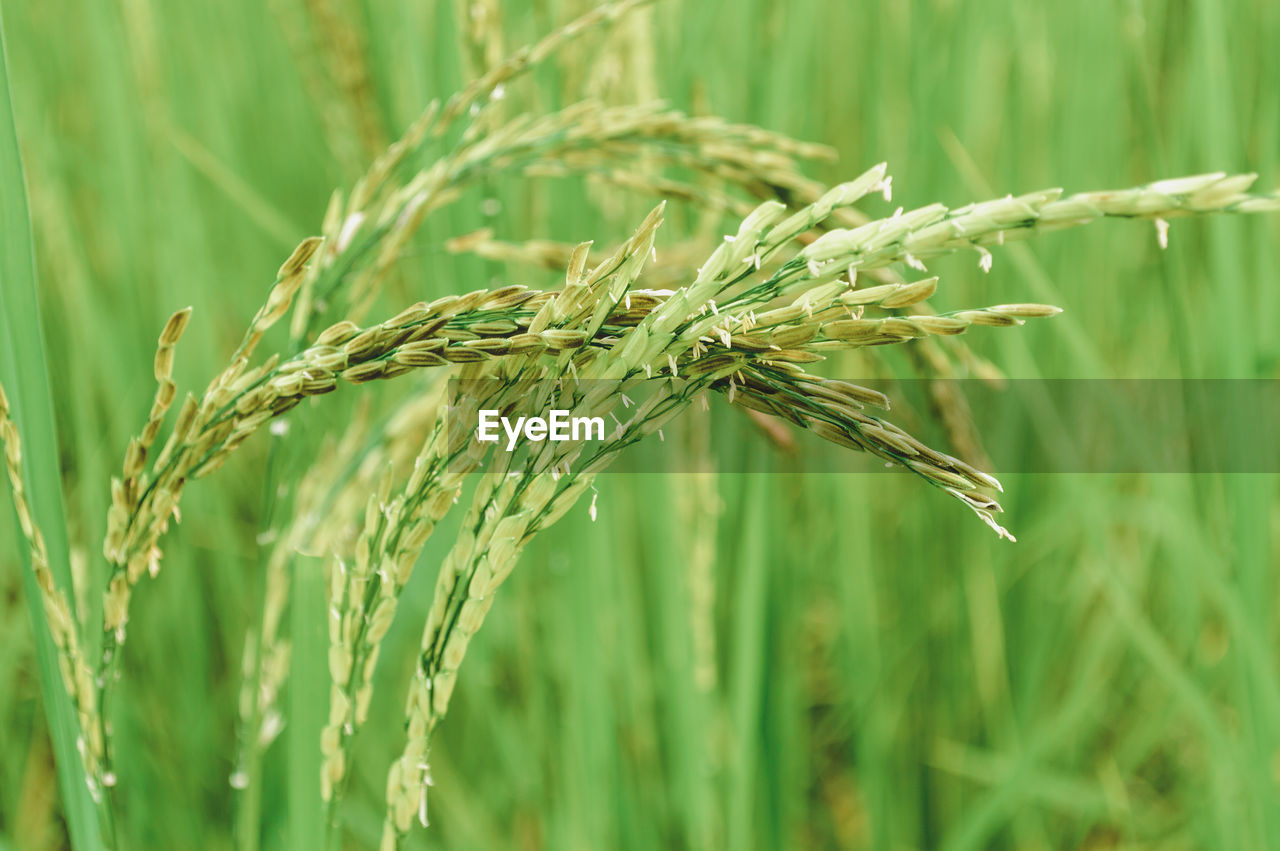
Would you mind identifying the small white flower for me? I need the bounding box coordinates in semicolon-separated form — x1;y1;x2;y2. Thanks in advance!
1154;217;1170;250
977;246;993;273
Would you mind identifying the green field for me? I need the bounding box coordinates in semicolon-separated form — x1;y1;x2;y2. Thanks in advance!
2;1;1279;849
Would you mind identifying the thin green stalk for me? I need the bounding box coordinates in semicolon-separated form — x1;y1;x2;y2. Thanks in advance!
288;557;327;851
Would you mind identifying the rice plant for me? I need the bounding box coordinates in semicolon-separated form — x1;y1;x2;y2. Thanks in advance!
3;1;1278;849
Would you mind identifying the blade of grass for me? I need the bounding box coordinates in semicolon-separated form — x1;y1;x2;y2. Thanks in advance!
725;473;769;850
0;10;106;851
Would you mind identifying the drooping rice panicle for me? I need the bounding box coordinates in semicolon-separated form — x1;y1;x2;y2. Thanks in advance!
0;382;106;804
104;169;1278;645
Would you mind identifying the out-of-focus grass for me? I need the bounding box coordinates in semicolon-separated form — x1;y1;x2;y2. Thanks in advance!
1;0;1277;848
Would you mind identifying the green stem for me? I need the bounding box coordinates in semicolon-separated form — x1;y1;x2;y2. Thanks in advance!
233;435;287;851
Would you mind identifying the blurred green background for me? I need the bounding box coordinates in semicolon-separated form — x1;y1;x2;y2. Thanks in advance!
2;0;1279;848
